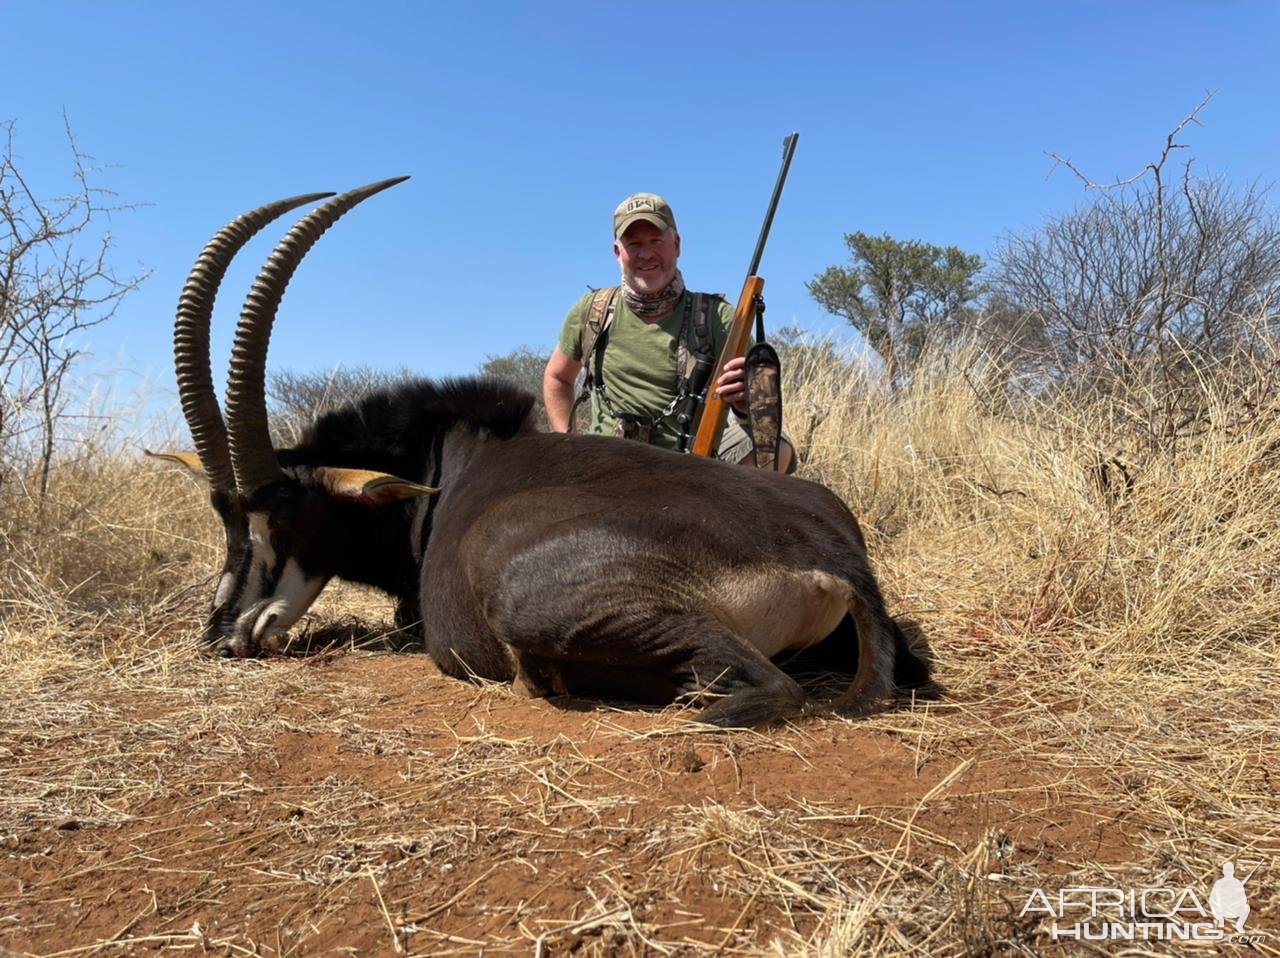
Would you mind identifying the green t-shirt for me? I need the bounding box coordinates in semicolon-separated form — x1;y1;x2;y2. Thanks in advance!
558;289;734;449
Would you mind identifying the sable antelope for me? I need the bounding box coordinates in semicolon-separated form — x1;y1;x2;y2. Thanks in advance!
156;178;930;728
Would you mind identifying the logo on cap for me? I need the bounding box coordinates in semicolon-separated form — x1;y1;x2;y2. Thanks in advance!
613;192;676;239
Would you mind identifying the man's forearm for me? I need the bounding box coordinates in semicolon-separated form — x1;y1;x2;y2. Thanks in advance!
544;374;576;432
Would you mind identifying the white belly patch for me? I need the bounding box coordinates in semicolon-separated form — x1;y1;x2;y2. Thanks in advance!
708;568;852;658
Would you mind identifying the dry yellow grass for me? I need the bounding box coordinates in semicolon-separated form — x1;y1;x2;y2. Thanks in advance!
1;346;1277;955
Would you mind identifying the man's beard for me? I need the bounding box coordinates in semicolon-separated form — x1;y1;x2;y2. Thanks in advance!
621;268;685;319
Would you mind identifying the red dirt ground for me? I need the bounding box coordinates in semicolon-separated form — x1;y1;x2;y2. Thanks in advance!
0;651;1245;956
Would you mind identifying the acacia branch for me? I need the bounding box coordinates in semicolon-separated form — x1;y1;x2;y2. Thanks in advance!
1045;90;1216;191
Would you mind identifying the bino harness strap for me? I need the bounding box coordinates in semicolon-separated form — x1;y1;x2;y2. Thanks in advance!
569;286;716;444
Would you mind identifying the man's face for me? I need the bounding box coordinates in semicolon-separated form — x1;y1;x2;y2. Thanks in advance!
615;221;680;293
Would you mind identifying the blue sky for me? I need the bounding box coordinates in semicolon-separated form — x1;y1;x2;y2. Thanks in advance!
6;1;1278;412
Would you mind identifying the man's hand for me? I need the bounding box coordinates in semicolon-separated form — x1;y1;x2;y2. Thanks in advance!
713;355;749;416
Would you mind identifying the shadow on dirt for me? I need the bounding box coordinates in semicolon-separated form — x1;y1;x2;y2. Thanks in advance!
776;614;945;708
280;619;420;657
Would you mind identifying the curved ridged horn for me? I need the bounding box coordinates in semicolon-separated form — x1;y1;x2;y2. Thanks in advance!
225;176;411;495
175;192;335;491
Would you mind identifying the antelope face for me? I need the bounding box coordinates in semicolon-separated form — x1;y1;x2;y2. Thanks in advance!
208;486;331;658
201;468;438;658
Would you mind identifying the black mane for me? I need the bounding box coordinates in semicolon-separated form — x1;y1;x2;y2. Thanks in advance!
283;376;538;477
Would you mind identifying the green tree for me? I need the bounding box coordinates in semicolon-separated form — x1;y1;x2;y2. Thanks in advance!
806;233;983;387
477;345;548;397
477;344;551;427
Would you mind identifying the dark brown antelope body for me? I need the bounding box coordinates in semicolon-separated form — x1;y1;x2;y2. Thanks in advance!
419;428;908;725
157;180;930;728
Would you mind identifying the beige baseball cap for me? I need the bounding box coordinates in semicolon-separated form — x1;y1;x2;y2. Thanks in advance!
613;193;677;239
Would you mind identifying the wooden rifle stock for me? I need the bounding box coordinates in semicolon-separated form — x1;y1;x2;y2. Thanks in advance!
690;275;764;458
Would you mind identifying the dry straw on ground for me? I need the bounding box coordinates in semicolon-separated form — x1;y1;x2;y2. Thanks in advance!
1;344;1277;956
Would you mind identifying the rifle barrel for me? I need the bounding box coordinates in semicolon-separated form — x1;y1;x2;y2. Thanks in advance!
745;133;799;280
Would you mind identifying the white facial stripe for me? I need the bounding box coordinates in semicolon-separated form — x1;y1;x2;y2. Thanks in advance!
251;559;328;649
247;512;276;565
213;571;235;608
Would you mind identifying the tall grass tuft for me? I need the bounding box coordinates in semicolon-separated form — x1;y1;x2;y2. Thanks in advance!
783;330;1280;674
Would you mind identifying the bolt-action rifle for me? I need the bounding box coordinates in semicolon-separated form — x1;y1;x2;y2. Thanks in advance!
676;133;798;467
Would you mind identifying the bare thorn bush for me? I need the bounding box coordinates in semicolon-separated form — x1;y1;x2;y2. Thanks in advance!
0;116;148;501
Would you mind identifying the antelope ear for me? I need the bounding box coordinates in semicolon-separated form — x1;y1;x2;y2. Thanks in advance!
314;467;439;505
145;450;206;478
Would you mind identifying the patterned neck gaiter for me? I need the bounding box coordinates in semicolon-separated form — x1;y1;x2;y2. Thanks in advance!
621;269;685;320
